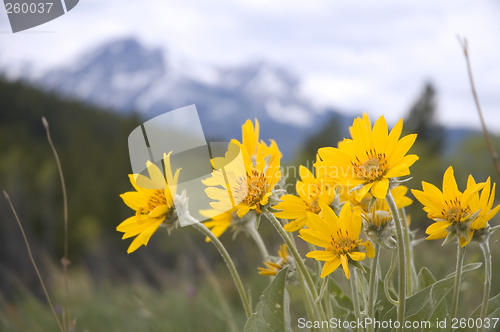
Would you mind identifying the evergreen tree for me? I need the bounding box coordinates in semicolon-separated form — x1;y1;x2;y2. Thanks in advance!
405;82;444;154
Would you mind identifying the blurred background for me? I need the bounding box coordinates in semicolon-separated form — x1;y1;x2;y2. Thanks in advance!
1;1;500;331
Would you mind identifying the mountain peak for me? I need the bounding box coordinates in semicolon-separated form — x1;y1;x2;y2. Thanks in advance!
42;37;166;111
217;60;299;97
77;37;165;75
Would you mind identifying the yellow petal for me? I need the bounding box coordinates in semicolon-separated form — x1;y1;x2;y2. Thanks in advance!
127;236;144;254
385;164;410;179
146;161;166;189
425;230;449;240
389;134;417;163
299;229;330;248
273;195;308;219
120;192;149;211
386;119;403;156
283;217;308;232
371;116;388;152
204;225;229;242
348;251;366;261
340;255;350;279
242;119;258;156
371;178;389;199
299;165;316;183
117;215;140;232
306;250;336;261
425;220;452;234
321;257;341;278
237;205;251;218
442;166;460;200
362;241;376;259
149;205;169;218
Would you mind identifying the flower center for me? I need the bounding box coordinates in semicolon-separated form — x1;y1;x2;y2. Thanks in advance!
443;200;469;223
328;231;359;256
147;189;168;213
307;197;321;214
352;150;388;182
236;169;268;211
304;184;321;214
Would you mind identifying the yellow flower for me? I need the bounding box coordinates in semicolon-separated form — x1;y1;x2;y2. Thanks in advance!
117;152;180;253
199;208;237;242
203;142;281;218
315;113;419;200
273;165;334;232
258;244;291;276
299;203;375;279
231;119;281;161
411;166;485;247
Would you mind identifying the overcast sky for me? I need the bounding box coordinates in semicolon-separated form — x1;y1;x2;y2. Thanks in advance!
1;0;499;131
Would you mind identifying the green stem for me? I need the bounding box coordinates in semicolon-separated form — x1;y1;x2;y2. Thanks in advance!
283;219;324;332
307;242;322;285
399;208;416;296
385;191;406;331
247;222;270;261
192;222;252;318
350;269;362;323
450;242;466;332
366;243;380;332
478;241;491;332
265;212;329;329
298;264;321;331
324;277;333;323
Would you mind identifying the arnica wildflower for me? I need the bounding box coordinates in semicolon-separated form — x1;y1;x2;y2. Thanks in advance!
273;165;334;232
411;166;486;247
203;142;281;218
117;152;180;253
315;113;418;200
299;203;375;279
258;244;291;276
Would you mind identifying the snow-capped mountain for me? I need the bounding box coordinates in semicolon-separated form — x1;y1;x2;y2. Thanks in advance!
36;38;343;157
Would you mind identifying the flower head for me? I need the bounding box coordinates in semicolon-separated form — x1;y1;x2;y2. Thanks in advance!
117;152;180;253
203;142;281;218
258;244;291;276
315;113;418;200
299;203;375;279
273;165;334;232
411;166;486;247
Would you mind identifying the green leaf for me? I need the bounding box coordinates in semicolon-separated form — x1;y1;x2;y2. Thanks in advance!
380;263;481;330
244;267;291;332
469;293;500;320
417;267;437;291
424;294;449;331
